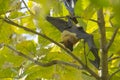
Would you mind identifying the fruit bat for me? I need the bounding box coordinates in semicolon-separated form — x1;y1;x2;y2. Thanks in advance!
46;16;100;69
61;30;79;51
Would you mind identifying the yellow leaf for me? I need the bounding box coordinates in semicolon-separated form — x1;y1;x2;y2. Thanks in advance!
50;45;61;53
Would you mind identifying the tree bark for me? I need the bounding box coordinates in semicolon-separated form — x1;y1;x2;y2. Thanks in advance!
97;8;108;80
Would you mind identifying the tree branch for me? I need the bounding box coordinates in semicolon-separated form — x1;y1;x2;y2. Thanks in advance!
11;15;30;20
21;0;34;15
109;15;114;27
53;16;98;23
106;14;119;51
97;9;106;51
83;41;87;66
108;56;120;62
0;17;100;79
6;7;26;13
106;27;119;51
76;16;98;23
108;68;120;80
5;44;82;69
97;8;108;80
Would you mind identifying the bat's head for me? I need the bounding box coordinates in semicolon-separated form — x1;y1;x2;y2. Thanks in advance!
60;41;73;51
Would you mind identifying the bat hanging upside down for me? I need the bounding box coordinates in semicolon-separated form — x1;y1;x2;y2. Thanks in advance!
46;16;100;69
61;30;79;51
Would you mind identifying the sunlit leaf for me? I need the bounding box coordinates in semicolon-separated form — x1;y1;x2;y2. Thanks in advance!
25;65;54;80
82;4;97;20
89;0;110;7
0;68;16;78
0;47;25;67
44;51;73;62
50;45;61;53
0;23;13;44
16;40;37;55
0;0;11;15
0;0;120;79
74;0;83;16
9;11;23;19
21;16;36;30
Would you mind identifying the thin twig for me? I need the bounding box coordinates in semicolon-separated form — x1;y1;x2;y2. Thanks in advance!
21;0;34;15
108;68;120;80
109;15;114;27
76;16;98;23
106;27;119;51
5;44;82;69
108;56;120;62
83;40;87;66
89;19;98;23
0;7;26;15
11;15;30;20
6;7;26;13
53;16;98;23
106;14;119;51
0;17;100;79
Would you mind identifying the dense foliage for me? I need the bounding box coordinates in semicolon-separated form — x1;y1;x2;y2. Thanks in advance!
0;0;120;80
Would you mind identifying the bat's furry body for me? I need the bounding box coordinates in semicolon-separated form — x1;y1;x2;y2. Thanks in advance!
61;30;79;51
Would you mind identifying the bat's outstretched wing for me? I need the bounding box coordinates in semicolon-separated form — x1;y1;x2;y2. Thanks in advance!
46;16;100;69
46;16;69;32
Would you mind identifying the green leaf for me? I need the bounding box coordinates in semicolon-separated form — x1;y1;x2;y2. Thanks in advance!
38;18;61;42
30;0;62;17
57;66;82;80
81;72;96;80
21;16;36;30
112;0;120;26
0;0;10;15
0;47;25;67
9;11;23;19
74;0;83;16
89;0;110;7
82;4;97;20
25;65;54;80
86;19;98;33
0;68;16;78
16;40;37;55
0;23;13;44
